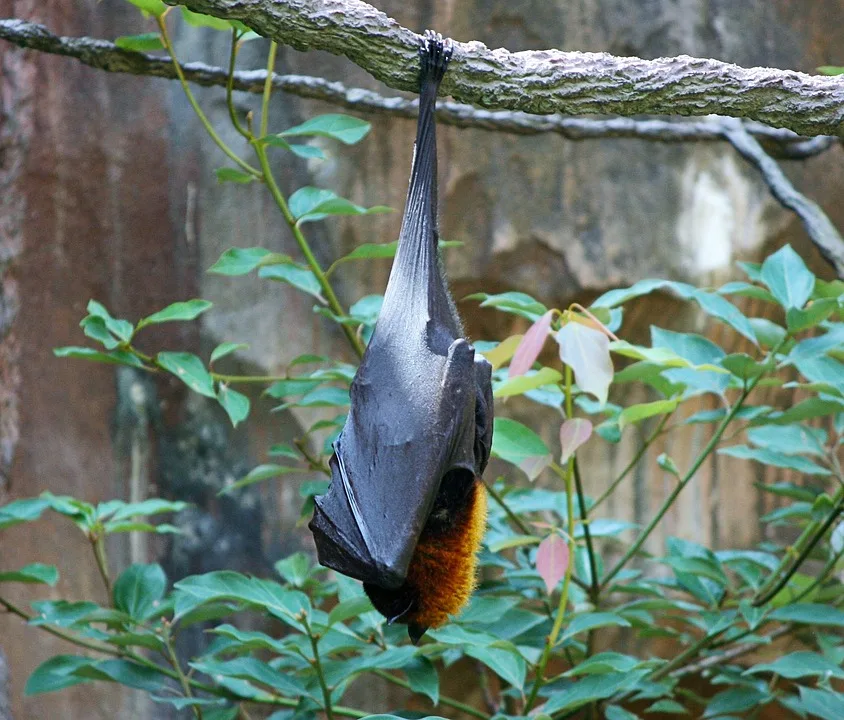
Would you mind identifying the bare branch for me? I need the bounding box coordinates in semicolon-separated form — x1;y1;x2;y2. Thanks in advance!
721;118;844;278
170;0;844;138
0;19;836;157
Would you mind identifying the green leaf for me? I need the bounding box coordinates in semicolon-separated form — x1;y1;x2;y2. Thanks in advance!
760;244;815;309
29;600;99;627
114;33;164;52
718;281;777;304
113;564;167;622
173;571;310;628
327;595;375;625
258;263;324;301
718;445;831;475
25;656;93;695
494;367;562;398
797;687;844;720
786;325;844;364
403;657;440;706
786;298;839;332
768;603;844;627
74;658;169;692
488;534;541;552
618;399;679;429
0;497;49;530
746;652;844;679
217;385;250;427
818;65;844;75
464;645;526;690
749;318;787;348
288;187;391;224
86;300;134;340
107;499;188;523
126;0;167;18
747;424;826;456
209;247;288;275
80;316;120;349
704;687;770;717
222;464;297;494
557;322;614;406
465;291;548;321
281;114;372;145
180;7;232;30
274;552;311;587
53;346;145;368
210;342;249;364
279;386;350;410
157;352;216;398
491;418;551;480
138;299;212;328
564;652;643;676
646;700;690;714
720;353;767;380
0;563;58;586
542;673;642;715
215;167;255;184
190;658;307;697
657;453;680;477
657;556;727;587
559;612;631;644
288;144;325;160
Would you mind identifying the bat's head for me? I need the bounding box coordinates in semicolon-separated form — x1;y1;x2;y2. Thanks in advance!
363;472;487;644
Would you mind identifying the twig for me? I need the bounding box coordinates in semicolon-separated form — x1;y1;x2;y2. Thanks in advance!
371;670;490;720
0;18;840;150
720;117;844;278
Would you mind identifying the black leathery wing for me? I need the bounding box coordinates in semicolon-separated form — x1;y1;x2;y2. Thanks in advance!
309;32;494;593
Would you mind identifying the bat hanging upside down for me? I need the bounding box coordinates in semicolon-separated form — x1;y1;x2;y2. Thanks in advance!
309;31;494;644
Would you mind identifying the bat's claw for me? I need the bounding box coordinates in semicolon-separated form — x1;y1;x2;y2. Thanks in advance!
419;29;453;83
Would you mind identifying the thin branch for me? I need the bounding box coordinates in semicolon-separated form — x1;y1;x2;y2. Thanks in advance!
720;118;844;277
0;18;840;153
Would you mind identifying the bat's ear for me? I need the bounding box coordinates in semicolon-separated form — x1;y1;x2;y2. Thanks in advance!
408;623;428;645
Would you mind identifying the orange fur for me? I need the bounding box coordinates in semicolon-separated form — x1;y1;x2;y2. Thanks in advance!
403;479;488;628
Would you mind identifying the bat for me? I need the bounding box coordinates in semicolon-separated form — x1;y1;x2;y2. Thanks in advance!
309;31;494;644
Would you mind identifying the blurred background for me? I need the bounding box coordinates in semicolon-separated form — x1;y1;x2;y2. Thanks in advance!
1;1;842;717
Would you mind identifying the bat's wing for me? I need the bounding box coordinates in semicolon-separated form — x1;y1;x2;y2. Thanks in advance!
309;31;494;596
310;334;482;587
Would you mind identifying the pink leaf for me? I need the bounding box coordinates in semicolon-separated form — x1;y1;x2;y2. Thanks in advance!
518;453;552;482
509;310;554;377
559;418;593;464
556;322;614;406
536;533;569;594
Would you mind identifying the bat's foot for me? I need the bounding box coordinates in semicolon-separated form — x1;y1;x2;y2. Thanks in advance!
419;29;453;84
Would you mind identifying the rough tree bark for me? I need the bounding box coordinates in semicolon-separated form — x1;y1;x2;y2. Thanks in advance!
174;0;844;137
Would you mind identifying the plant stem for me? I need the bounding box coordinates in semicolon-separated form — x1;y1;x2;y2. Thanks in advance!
252;143;365;358
260;41;278;138
524;366;577;712
590;413;671;513
157;16;260;178
372;670;490;719
164;627;202;720
91;533;112;600
599;380;761;591
226;29;250;139
573;458;600;602
304;617;335;720
752;486;844;606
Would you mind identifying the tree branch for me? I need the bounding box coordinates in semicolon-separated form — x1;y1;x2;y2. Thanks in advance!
166;0;844;138
0;18;837;157
720;118;844;277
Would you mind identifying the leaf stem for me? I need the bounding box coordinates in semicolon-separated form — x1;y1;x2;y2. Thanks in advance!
157;16;260;178
303;616;335;720
226;29;250;139
590;413;671;513
524;365;577;712
163;625;202;720
573;458;600;602
252;142;365;357
260;41;278;139
599;368;771;591
91;533;112;600
752;486;844;606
